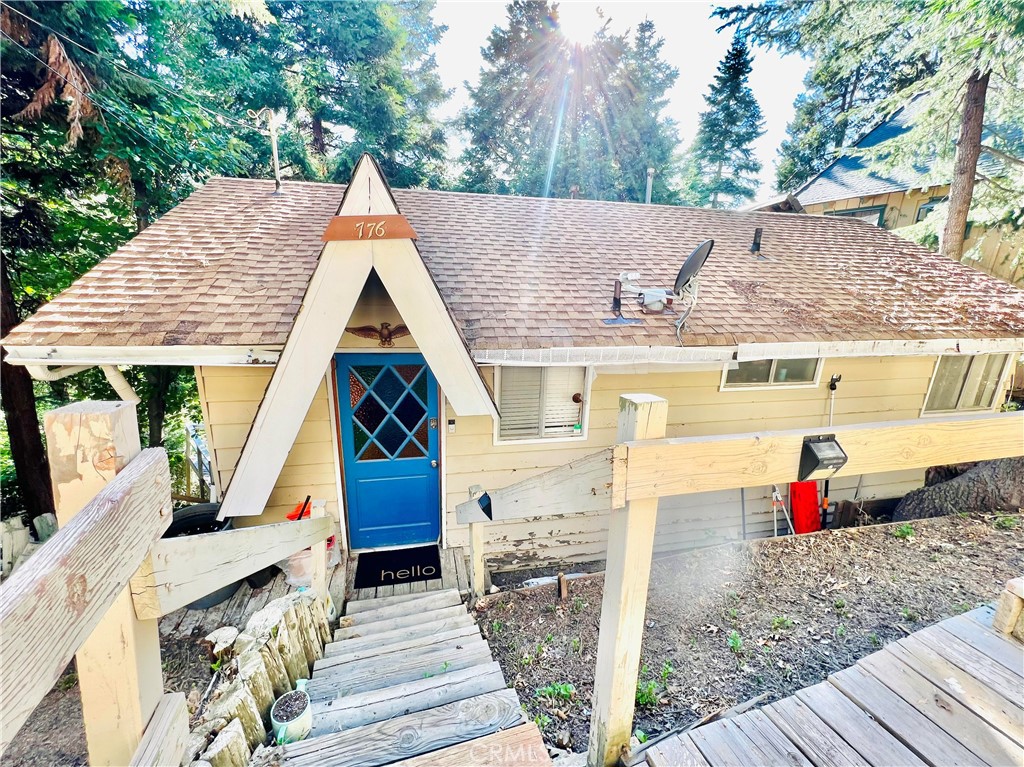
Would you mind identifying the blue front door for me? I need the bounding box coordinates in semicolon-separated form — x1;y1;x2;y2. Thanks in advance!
336;353;440;549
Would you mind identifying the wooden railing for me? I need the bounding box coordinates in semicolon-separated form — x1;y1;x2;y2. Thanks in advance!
0;401;333;766
458;396;1024;767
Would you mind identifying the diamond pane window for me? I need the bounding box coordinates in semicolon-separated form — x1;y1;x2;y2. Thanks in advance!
373;368;405;407
349;372;366;409
359;443;388;461
354;396;386;433
414;420;428;449
396;364;423;385
394;394;426;431
413;372;428;402
376;419;407;455
352;423;370;455
398;441;425;458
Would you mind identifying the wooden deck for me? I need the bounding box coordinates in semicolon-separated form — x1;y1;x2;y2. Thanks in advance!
346;545;475;601
257;588;550;767
646;604;1024;767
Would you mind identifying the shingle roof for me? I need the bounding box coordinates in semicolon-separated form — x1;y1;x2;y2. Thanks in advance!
5;177;1023;351
794;97;1005;205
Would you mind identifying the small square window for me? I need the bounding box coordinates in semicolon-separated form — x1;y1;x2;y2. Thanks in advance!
498;366;587;440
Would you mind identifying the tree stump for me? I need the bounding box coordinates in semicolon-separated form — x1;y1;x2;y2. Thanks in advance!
893;457;1024;521
201;718;250;767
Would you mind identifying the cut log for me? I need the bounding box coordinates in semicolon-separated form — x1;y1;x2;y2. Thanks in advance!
202;718;250;767
893;457;1024;521
201;678;265;751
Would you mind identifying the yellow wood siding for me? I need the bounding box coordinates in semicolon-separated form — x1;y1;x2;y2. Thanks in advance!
804;186;1023;285
196;365;340;527
443;357;937;569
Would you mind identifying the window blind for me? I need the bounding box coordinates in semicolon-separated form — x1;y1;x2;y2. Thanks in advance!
498;366;585;440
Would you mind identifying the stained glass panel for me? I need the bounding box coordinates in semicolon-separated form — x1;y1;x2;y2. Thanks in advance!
398;440;425;458
373;368;404;408
413;371;428;402
348;372;366;409
376;418;407;455
359;442;387;461
353;365;382;387
394;394;426;431
414;420;428;449
354;396;386;433
352;423;370;454
396;364;423;385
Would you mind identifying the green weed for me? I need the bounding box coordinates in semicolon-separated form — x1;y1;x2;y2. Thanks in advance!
771;616;794;631
900;607;919;622
995;515;1019;530
533;713;552;729
634;729;649;744
868;632;881;647
535;682;575;701
660;661;675;684
727;630;743;654
491;619;504;634
571;596;586;614
571;637;581;654
893;523;915;539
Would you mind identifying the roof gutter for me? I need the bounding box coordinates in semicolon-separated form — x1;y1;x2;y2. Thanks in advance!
3;345;282;367
23;363;141;404
736;337;1024;361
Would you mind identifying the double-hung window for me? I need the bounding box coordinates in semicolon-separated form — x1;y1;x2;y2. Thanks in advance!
497;366;587;441
923;354;1009;413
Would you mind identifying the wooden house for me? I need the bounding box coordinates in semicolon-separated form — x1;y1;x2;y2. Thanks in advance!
784;98;1024;285
5;155;1023;574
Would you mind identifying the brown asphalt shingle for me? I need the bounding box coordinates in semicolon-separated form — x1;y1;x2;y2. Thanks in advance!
4;177;1023;350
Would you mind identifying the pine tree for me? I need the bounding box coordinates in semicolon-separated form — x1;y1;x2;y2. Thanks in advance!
457;1;681;202
683;36;764;208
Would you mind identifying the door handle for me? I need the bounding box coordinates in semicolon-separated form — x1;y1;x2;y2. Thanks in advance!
430;460;438;468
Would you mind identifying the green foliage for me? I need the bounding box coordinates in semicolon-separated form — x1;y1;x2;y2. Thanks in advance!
727;630;744;654
458;3;681;202
635;677;659;707
893;524;915;540
868;632;881;647
659;660;675;684
535;682;575;701
995;515;1019;530
770;616;794;631
491;619;505;634
681;35;764;208
570;596;586;614
533;712;552;729
900;607;919;622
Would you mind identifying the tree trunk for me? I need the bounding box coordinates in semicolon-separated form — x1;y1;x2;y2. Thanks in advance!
143;366;176;447
0;263;55;522
940;69;989;261
311;114;327;156
893;457;1023;521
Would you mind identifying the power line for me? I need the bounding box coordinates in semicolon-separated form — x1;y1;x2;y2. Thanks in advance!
2;29;192;172
0;1;269;137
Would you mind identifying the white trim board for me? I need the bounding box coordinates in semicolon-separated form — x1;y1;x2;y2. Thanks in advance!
736;337;1024;361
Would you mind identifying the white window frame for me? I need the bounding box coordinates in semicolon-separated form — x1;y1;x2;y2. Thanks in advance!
719;358;823;391
920;353;1013;417
493;365;593;445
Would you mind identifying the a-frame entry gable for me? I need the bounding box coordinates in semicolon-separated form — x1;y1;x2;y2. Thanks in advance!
219;154;495;518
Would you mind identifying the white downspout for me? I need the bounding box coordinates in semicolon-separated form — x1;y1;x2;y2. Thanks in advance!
101;366;141;404
22;364;141;404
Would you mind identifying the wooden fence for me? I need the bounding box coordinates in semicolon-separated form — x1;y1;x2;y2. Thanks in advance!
456;396;1024;767
0;401;333;766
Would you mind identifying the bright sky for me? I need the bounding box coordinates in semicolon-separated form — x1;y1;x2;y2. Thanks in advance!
430;1;811;200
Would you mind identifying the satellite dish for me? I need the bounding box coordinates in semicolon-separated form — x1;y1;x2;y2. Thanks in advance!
673;239;714;294
672;239;714;342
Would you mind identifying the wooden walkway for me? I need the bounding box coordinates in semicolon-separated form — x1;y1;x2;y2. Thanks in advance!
258;588;550;767
646;604;1024;767
346;545;476;601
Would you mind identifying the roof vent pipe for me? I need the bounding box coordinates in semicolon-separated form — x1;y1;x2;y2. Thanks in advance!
645;167;655;204
750;227;763;254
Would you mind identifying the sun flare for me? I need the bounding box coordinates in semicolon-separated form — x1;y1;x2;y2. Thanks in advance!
555;2;604;46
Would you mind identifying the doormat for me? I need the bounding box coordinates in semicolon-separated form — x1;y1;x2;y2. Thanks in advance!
354;545;442;589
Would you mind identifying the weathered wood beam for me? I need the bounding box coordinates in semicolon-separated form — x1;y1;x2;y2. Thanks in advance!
454;448;617;524
588;394;668;767
0;447;171;758
130;516;332;619
622;412;1024;501
129;693;189;767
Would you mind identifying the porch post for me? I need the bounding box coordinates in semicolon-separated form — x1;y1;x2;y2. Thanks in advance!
587;394;667;767
44;401;162;766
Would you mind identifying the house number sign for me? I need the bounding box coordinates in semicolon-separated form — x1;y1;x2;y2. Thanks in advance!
322;214;418;242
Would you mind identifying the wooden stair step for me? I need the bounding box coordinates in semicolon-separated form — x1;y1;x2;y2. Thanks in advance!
276;689;525;767
338;589;463;627
332;606;472;643
307;640;493;701
344;588;461;615
389;723;551;766
310;661;505;735
316;624;480;671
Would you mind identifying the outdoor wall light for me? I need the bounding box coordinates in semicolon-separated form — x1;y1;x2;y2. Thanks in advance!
798;434;848;481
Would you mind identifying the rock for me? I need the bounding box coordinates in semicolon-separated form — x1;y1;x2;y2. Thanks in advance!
555;729;572;749
202;627;240;664
200;719;249;767
489;584;501;594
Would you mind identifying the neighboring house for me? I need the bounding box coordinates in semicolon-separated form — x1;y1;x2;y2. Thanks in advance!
789;98;1024;285
4;156;1023;572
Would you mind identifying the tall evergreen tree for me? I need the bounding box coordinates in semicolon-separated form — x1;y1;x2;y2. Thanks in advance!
457;1;680;202
682;35;764;208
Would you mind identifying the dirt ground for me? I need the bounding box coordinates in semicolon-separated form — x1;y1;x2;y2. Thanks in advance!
6;636;212;767
476;512;1024;754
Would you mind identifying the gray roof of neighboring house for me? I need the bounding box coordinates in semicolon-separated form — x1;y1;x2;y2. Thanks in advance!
794;96;1005;205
